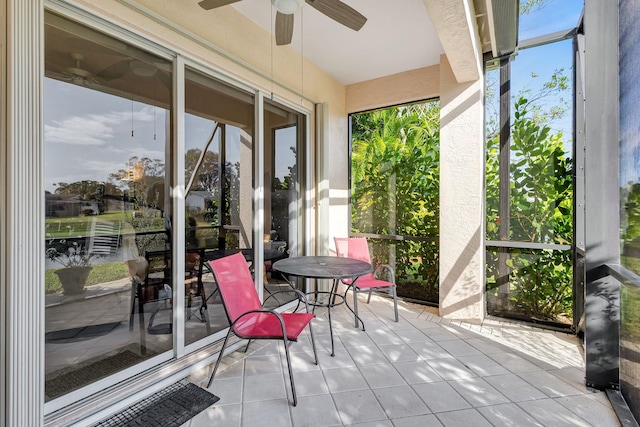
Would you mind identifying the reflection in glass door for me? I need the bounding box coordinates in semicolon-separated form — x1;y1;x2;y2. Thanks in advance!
183;67;255;345
44;12;172;401
263;101;305;305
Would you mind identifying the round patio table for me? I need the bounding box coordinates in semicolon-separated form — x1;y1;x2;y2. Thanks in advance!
273;255;372;356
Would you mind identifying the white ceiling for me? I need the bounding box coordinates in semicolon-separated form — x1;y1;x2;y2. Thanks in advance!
231;0;444;85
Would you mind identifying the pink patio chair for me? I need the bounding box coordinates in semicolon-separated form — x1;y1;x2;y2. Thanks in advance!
206;252;317;406
334;237;399;329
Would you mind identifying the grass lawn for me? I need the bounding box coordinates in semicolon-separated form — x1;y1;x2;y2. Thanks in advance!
45;261;130;294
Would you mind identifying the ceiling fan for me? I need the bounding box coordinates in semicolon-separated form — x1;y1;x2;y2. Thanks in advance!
94;58;172;90
198;0;367;45
45;52;102;88
46;51;171;90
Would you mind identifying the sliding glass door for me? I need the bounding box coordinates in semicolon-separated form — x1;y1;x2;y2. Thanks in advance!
43;10;309;409
44;11;173;401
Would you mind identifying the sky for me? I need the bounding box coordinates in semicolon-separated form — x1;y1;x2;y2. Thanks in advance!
518;0;583;42
619;0;640;186
485;0;583;149
517;0;584;137
44;78;167;193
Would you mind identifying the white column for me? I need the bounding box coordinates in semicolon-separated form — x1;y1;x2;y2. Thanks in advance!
315;102;329;256
239;129;253;248
438;55;485;323
1;1;45;426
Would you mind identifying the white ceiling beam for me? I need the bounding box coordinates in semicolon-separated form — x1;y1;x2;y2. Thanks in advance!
422;0;483;83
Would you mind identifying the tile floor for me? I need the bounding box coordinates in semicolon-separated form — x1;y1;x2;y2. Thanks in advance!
184;294;621;427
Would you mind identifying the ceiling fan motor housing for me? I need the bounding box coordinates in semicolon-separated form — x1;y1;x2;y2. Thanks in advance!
273;0;303;15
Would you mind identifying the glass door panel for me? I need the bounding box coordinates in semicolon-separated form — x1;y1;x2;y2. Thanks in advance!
183;67;254;345
44;12;172;401
263;100;305;306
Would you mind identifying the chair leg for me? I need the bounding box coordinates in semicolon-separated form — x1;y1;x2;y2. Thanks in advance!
353;288;362;330
207;329;233;389
392;286;399;322
129;280;136;331
129;278;141;331
367;288;373;304
308;323;318;365
243;339;253;353
282;337;297;406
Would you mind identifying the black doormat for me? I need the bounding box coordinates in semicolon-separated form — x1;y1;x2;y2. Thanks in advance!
46;322;123;343
45;345;156;400
94;380;220;427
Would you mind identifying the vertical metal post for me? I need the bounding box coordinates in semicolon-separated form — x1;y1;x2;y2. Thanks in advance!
218;124;227;249
497;57;511;305
573;32;586;333
584;0;620;390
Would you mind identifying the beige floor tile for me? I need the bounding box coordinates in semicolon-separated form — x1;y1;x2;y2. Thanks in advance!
322;366;370;393
332;389;388;425
373;385;431;419
393;361;443;385
359;363;407;389
477;403;543;427
518;398;593;427
412;382;472;413
390;414;443;427
435;408;492;427
242;399;292;426
290;394;342;427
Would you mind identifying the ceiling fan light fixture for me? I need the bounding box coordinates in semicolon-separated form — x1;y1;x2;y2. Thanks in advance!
129;60;157;77
273;0;303;15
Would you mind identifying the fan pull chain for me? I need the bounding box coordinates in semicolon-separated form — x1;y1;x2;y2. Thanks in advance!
300;6;304;106
270;0;275;100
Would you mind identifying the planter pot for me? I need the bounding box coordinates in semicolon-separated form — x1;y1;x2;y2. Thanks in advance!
55;266;92;295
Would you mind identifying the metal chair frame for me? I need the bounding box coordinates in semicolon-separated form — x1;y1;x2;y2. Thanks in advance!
207;252;318;406
335;237;399;329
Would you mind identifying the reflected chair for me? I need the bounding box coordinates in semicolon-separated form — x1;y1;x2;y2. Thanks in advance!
207;252;317;406
88;219;121;255
127;256;149;331
128;249;208;332
334;237;399;329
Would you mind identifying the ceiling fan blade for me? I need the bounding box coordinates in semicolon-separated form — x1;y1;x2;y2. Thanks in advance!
305;0;367;31
96;60;131;81
156;69;172;90
275;12;294;46
198;0;242;10
45;60;71;78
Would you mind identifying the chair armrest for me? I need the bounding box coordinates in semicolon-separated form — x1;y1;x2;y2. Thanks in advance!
263;289;312;313
374;264;395;284
231;308;288;337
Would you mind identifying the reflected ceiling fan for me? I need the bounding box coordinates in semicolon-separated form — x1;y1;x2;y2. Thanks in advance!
198;0;367;45
46;52;102;88
95;58;158;81
95;58;172;89
46;51;171;89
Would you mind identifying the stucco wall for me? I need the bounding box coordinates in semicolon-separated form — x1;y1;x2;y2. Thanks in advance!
345;65;440;113
438;55;485;322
